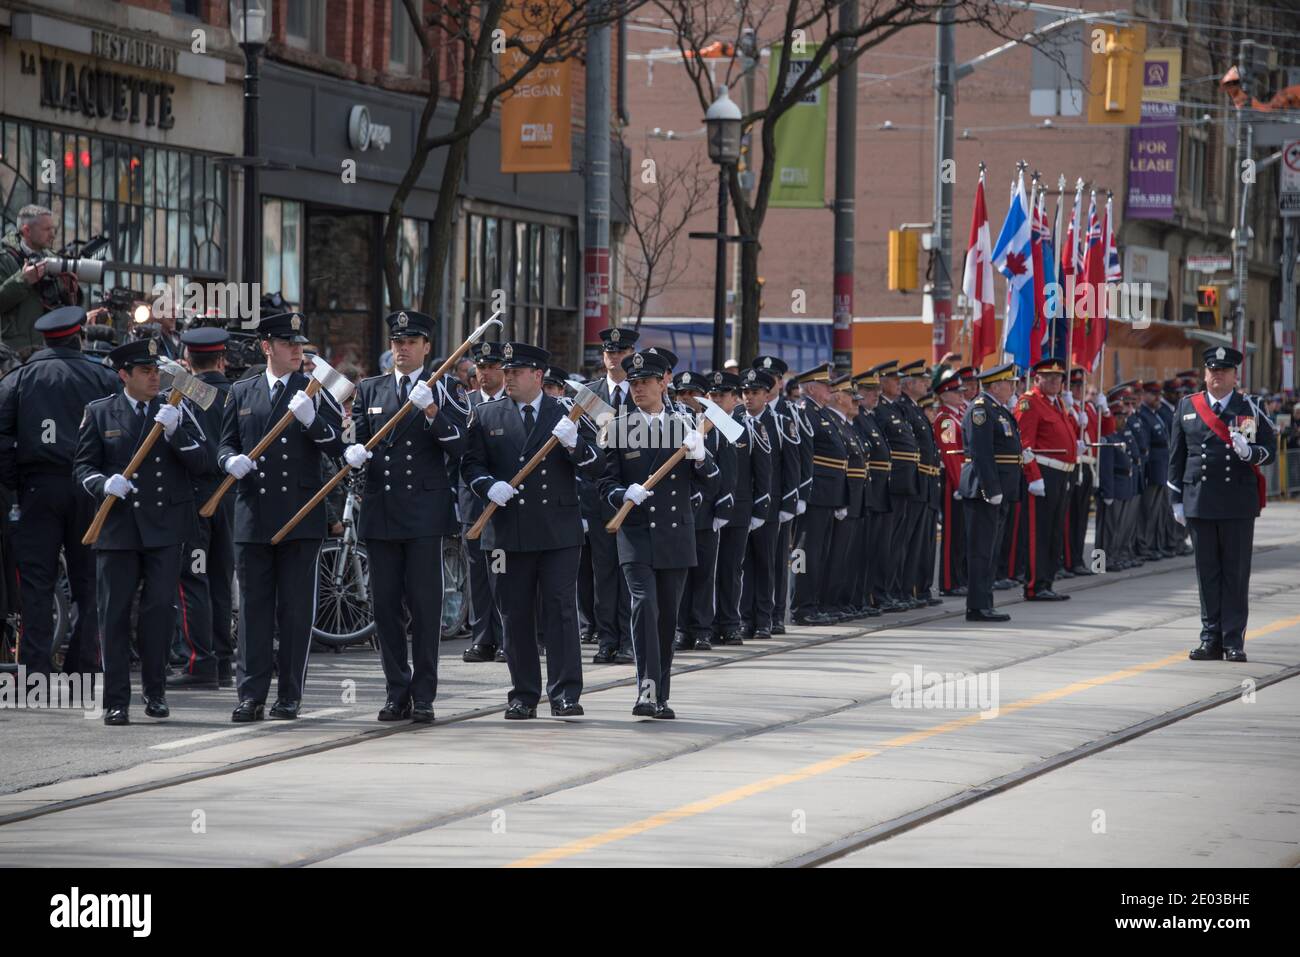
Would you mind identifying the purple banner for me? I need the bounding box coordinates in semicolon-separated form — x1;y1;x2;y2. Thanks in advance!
1126;101;1178;220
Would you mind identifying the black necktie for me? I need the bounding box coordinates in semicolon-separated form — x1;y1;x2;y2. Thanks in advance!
135;400;148;432
271;380;284;408
522;402;535;435
400;376;411;405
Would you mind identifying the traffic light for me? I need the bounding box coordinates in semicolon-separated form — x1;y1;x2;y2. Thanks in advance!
888;229;919;292
1196;285;1221;328
1087;25;1146;125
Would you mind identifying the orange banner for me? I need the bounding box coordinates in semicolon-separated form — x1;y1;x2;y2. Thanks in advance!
500;1;573;174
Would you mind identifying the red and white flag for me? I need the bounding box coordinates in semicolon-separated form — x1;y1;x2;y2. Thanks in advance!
963;170;997;366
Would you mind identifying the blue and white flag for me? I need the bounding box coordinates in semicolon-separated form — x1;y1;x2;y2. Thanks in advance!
991;170;1035;370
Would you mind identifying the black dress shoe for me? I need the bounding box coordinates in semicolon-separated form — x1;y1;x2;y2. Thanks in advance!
268;699;300;720
694;635;713;651
719;630;745;645
674;635;696;651
878;600;905;613
631;700;657;718
462;644;496;663
1069;565;1093;576
1189;643;1224;661
926;596;943;606
752;629;772;640
940;586;968;597
653;704;676;720
550;699;585;717
966;608;1011;622
217;660;235;688
771;623;786;635
613;651;635;665
993;579;1016;591
579;632;598;645
792;612;829;625
592;648;617;664
1057;568;1076;578
495;648;507;662
862;605;882;617
411;702;436;723
103;707;129;726
378;700;412;721
231;700;264;723
166;672;219;690
1225;649;1248;663
1026;589;1071;601
143;697;170;718
504;701;537;720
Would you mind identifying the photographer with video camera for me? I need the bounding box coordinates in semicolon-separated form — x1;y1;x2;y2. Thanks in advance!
1;205;108;359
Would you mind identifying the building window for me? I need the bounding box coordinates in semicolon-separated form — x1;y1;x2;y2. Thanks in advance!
390;0;424;76
0;116;227;300
171;0;203;17
285;0;326;54
383;215;430;310
262;197;303;308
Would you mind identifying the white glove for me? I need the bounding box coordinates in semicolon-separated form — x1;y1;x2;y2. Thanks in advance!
796;499;807;516
1231;432;1250;460
1021;449;1035;464
749;516;764;531
551;416;579;450
1062;391;1075;407
582;518;589;534
488;481;517;507
104;474;136;499
1172;502;1186;526
1027;478;1046;497
953;490;963;501
712;517;727;533
1077;440;1088;457
986;492;1004;505
154;403;181;437
624;483;652;505
409;380;436;412
224;454;254;479
834;507;848;520
682;428;706;462
1104;498;1115;506
778;510;795;523
344;444;371;469
288;390;316;427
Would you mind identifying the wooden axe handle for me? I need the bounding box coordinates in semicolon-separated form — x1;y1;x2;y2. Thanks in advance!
466;403;585;541
82;391;184;546
200;378;322;518
605;417;713;534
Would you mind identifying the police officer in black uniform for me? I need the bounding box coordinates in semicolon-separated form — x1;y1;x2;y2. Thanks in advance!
1169;345;1274;663
345;310;466;722
460;340;507;662
703;371;750;647
960;363;1023;623
874;361;924;609
218;312;345;722
852;367;892;614
897;359;943;606
461;342;602;718
752;356;801;633
168;326;237;689
599;349;717;718
74;338;210;724
0;306;117;677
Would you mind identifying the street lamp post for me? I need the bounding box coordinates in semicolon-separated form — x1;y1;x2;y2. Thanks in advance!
704;86;742;372
231;0;270;289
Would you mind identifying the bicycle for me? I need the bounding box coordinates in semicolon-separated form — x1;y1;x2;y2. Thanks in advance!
0;555;74;672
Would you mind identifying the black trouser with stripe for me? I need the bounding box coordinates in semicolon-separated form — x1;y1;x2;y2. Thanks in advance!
939;482;966;593
742;518;780;632
918;506;939;599
791;505;834;617
870;505;896;604
369;536;443;704
678;526;721;640
622;563;687;705
898;498;929;600
98;544;183;711
773;518;793;626
1187;517;1255;652
964;498;1008;613
176;499;235;679
714;523;749;635
464;524;503;651
827;511;860;610
491;546;582;708
235;539;322;705
1064;463;1094;571
1024;467;1071;598
589;521;632;656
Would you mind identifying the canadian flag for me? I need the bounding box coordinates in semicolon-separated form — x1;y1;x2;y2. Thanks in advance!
962;170;997;366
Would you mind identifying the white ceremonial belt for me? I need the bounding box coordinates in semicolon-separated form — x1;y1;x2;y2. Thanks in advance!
1078;454;1097;466
1035;454;1073;472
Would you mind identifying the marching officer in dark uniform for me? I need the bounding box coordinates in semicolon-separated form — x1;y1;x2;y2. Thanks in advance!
752;356;801;633
898;359;943;606
1168;345;1274;663
736;368;777;639
960;363;1023;623
586;326;638;664
672;371;735;651
1135;380;1172;559
218;312;345;722
461;342;602;718
852;367;892;613
345;310;466;723
789;363;848;625
0;306;118;678
932;369;967;597
825;375;866;617
1096;394;1138;569
598;349;717;718
874;361;923;610
460;340;506;662
169;326;237;689
74;338;210;724
703;371;751;647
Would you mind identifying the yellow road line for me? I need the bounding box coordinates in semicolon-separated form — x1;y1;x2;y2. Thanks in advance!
505;612;1300;867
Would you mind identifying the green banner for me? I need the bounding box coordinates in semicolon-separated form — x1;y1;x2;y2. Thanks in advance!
767;42;828;208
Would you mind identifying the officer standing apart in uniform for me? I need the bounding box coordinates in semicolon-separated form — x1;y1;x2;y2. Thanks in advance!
932;369;968;597
1013;357;1075;601
219;312;345;722
599;349;717;718
460;341;507;663
753;356;801;633
0;306;118;678
1168;346;1274;663
344;310;466;723
1136;380;1172;559
75;338;210;725
462;342;602;718
959;363;1024;623
169;327;237;689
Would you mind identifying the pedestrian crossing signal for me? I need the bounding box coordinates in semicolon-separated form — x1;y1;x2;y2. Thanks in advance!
888;230;919;292
1196;285;1220;328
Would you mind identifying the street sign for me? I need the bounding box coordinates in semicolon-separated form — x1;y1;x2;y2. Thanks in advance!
1186;254;1231;272
1281;140;1300;217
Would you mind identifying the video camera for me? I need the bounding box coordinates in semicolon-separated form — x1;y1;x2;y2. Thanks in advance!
29;235;111;285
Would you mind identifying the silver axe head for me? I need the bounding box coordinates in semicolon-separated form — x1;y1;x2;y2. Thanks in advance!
310;355;355;405
698;396;745;444
569;381;617;427
465;311;505;346
159;359;219;411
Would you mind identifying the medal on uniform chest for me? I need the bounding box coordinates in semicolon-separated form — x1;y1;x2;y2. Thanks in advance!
1232;415;1256;442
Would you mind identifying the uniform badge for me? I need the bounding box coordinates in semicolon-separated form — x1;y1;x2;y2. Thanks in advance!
610;328;621;343
104;428;121;438
148;339;158;356
1234;416;1257;441
397;312;409;328
632;353;644;369
972;407;986;426
291;315;302;331
1018;398;1030;413
1001;419;1013;437
681;373;691;385
1215;346;1226;360
502;343;514;359
762;357;773;370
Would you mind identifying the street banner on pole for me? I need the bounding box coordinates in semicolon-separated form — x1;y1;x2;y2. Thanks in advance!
767;42;828;208
500;0;573;173
1281;141;1300;217
1126;48;1181;220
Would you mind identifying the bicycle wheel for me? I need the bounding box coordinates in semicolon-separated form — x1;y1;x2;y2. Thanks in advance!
312;539;376;647
440;536;469;639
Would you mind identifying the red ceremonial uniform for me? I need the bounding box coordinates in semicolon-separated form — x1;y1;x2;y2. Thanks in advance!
1014;388;1077;481
932;400;966;591
1014;387;1078;597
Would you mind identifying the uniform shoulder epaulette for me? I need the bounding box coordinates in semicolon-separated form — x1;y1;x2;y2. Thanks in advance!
1018;397;1031;413
86;393;115;410
972;396;985;405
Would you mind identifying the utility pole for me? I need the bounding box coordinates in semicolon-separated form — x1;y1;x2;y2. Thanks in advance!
832;0;858;373
583;6;612;370
1231;38;1256;386
929;0;956;365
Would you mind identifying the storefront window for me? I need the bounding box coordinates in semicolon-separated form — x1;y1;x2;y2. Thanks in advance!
262;197;303;307
382;215;429;310
0;116;228;298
